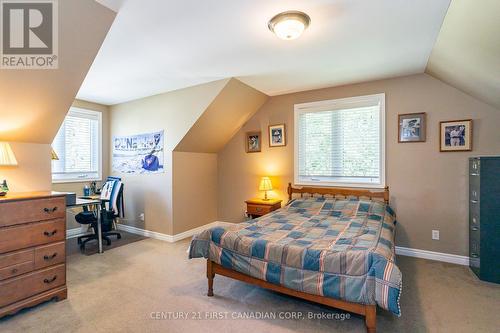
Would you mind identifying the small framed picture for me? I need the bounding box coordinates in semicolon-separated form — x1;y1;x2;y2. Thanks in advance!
440;119;472;152
246;131;261;153
398;113;426;143
268;124;286;147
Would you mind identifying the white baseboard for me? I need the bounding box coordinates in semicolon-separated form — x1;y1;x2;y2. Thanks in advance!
116;223;469;266
66;227;87;239
117;221;226;243
395;246;469;266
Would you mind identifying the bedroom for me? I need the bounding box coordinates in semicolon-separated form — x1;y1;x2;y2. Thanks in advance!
0;0;499;332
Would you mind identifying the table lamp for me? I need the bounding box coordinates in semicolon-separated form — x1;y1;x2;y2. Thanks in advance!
51;148;59;160
259;176;273;201
0;142;18;196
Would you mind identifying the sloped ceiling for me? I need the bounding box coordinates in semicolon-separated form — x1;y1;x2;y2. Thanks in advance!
426;0;500;109
175;78;268;153
0;0;116;143
77;0;450;105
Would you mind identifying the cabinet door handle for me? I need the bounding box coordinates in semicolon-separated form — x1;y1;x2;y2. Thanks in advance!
471;226;479;231
43;276;57;284
470;253;479;258
44;253;58;260
43;230;58;237
43;207;58;213
470;200;478;204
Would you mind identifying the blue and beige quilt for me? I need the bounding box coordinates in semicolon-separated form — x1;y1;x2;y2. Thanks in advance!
189;196;402;316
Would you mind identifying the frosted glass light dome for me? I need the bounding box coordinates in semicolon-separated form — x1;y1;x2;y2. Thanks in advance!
268;11;311;40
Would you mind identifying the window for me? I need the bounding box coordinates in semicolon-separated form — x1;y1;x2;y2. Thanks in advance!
294;93;385;188
52;108;102;183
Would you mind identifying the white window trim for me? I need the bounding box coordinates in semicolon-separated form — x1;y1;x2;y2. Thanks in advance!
293;93;386;189
52;107;103;184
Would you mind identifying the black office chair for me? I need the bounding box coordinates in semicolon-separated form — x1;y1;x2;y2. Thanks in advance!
76;181;124;251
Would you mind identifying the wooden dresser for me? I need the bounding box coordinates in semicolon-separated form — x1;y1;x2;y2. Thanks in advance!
0;192;67;318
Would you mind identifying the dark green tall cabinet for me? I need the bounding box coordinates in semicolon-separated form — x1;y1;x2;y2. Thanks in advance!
469;157;500;284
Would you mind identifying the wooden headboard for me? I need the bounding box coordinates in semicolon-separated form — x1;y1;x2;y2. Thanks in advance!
287;183;390;203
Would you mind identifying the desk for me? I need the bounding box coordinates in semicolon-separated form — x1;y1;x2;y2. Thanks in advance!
67;198;104;254
79;195;100;201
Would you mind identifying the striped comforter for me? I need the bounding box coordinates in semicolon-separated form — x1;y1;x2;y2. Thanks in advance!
189;196;402;316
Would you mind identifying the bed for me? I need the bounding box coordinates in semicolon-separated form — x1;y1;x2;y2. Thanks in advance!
189;183;402;333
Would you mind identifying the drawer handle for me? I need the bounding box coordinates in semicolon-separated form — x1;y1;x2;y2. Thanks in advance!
471;226;479;231
11;268;18;274
44;253;58;260
43;207;58;213
43;276;57;284
470;200;478;204
44;230;58;237
470;253;479;258
256;207;262;212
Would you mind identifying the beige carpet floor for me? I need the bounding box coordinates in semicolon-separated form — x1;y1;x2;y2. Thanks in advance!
1;238;499;333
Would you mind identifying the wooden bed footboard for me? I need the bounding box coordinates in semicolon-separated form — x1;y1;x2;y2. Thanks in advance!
206;260;377;333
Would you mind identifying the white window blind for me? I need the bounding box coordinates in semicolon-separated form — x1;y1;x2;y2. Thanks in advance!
52;108;102;183
294;94;385;188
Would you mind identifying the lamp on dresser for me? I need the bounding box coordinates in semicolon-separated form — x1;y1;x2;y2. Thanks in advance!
0;142;18;196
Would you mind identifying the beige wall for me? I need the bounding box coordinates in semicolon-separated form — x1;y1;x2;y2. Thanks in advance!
0;142;51;192
109;80;228;234
218;73;500;256
172;152;218;234
52;100;110;230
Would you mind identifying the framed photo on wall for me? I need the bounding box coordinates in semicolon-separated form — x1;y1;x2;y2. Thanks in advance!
398;112;426;143
439;119;472;152
246;131;261;153
268;124;286;147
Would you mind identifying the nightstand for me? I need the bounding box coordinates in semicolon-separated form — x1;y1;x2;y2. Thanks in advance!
245;198;282;219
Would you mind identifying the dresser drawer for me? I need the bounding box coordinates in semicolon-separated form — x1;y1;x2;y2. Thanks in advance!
469;238;480;258
0;261;34;281
0;249;34;280
469;179;480;202
469;224;480;242
0;264;65;307
34;242;65;270
469;209;480;228
469;159;480;176
247;204;273;216
0;197;65;227
0;219;65;253
0;248;33;269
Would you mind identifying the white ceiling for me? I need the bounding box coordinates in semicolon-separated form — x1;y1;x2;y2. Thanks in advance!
80;0;450;105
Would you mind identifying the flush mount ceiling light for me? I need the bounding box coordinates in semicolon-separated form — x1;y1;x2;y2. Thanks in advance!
268;11;311;40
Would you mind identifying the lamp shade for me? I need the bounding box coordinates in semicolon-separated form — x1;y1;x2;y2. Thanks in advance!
51;148;59;160
259;177;273;191
0;142;18;166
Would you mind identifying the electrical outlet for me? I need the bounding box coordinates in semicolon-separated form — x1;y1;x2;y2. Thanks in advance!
139;213;145;222
432;230;440;240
